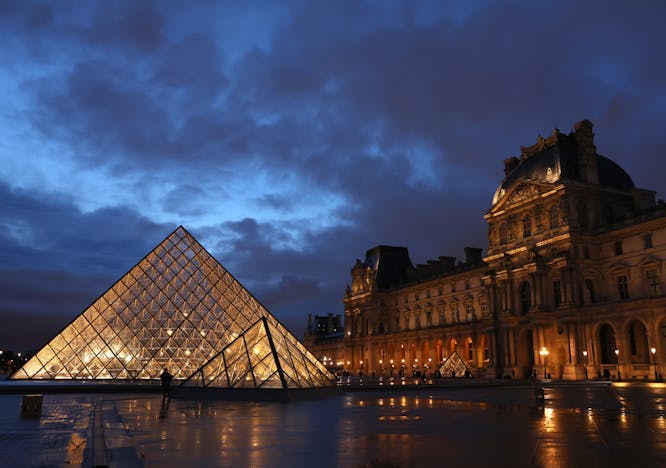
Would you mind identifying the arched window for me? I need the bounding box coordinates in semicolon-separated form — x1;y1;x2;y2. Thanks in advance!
520;281;531;315
598;324;617;364
466;338;474;362
549;206;559;229
523;215;532;238
500;223;508;244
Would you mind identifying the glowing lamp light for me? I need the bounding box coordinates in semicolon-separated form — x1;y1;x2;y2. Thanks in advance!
185;349;191;356
651;347;657;355
167;329;173;336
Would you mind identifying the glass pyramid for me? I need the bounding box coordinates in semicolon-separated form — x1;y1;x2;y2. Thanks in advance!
12;226;334;387
438;351;472;378
183;316;333;388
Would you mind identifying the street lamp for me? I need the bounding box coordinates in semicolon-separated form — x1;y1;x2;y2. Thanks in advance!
539;347;549;379
615;349;620;380
582;350;588;380
379;359;383;376
651;347;657;381
390;359;394;376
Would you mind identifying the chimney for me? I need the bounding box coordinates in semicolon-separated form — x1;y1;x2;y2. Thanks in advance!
504;157;520;176
464;247;483;264
573;119;599;184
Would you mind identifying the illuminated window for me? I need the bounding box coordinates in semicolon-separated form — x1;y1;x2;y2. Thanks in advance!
465;302;474;321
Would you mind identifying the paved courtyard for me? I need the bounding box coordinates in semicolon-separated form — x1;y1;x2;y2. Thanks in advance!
0;382;664;467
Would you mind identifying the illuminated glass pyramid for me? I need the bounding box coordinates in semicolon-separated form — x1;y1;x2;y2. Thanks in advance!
12;226;334;388
183;316;333;388
438;351;472;378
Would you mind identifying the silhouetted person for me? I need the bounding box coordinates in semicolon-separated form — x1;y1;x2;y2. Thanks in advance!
160;368;173;399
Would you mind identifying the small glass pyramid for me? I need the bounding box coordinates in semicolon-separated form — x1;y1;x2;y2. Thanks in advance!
11;226;334;388
437;351;472;378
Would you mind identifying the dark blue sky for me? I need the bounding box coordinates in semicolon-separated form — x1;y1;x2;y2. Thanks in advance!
1;0;665;350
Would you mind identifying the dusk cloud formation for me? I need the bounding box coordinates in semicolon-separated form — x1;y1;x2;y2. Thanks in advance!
1;0;665;350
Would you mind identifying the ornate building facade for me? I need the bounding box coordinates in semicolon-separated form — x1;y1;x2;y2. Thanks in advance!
339;120;666;380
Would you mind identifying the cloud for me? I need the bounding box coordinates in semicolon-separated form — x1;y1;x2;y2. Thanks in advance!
1;0;665;350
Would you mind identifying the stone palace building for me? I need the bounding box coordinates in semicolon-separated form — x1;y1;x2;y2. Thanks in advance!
317;120;666;380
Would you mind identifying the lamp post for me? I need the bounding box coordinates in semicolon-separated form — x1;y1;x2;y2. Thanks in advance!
379;359;383;377
651;347;657;381
390;359;394;377
582;350;588;380
539;347;549;379
614;349;620;380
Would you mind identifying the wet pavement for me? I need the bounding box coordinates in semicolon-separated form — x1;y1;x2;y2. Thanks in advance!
0;383;664;467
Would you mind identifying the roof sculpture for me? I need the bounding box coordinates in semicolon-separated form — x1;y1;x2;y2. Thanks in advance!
12;226;334;388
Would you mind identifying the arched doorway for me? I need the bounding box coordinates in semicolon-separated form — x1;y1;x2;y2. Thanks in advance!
465;337;474;364
420;341;429;372
435;340;443;364
598;323;618;364
517;329;535;378
448;338;457;356
479;335;490;367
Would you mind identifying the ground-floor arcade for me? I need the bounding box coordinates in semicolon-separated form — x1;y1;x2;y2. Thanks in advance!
341;305;666;381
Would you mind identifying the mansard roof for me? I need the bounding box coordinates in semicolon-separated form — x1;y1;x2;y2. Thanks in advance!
492;122;634;207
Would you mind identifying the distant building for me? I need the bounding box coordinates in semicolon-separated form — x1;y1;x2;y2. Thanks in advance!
304;313;345;373
314;120;666;380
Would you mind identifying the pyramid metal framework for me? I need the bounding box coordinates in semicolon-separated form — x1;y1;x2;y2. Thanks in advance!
183;316;332;388
438;351;473;378
12;226;334;388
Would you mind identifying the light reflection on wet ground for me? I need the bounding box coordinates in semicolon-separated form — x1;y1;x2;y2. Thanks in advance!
115;384;666;467
0;384;664;467
0;394;91;466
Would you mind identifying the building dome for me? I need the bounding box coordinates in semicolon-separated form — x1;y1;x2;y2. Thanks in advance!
492;123;634;206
